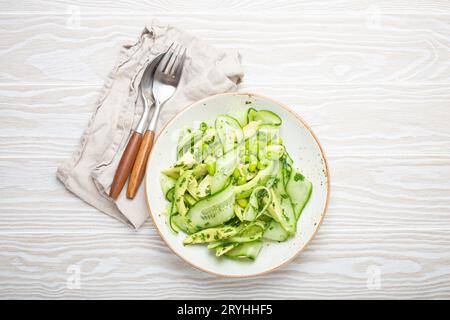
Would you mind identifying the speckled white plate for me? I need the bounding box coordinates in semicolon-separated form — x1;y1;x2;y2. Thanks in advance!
145;93;329;277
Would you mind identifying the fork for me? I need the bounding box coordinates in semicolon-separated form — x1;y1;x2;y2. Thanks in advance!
109;53;163;200
126;43;186;199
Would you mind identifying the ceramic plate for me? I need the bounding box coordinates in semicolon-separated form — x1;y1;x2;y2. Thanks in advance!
145;93;329;277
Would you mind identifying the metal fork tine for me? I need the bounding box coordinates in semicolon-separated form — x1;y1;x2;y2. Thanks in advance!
168;45;183;75
164;44;181;75
156;43;174;73
174;48;187;79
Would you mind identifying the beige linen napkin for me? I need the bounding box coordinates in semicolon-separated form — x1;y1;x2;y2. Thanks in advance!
56;21;244;229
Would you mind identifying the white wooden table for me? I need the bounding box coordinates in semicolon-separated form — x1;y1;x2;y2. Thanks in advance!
1;1;450;299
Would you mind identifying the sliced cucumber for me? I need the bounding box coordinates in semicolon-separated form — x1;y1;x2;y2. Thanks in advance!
211;149;239;194
215;115;244;153
188;184;236;229
267;188;296;235
168;202;179;233
243;121;260;139
175;150;197;169
281;153;293;187
257;125;281;160
166;188;174;202
258;124;281;141
234;204;244;221
230;107;249;127
177;129;202;159
225;241;263;260
263;220;289;241
160;174;176;201
247;133;258;171
205;156;216;176
228;223;264;243
247;108;258;123
183;225;239;245
242;186;271;221
174;170;193;216
280;196;296;233
186;176;199;200
185;193;197;207
273;156;288;196
265;144;285;160
207;241;224;250
197;175;212;199
215;243;237;256
286;170;313;220
234;160;277;199
161;166;181;179
193;163;208;179
172;214;198;234
252;110;282;126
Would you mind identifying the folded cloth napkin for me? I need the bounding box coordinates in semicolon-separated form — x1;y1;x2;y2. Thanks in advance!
56;21;244;229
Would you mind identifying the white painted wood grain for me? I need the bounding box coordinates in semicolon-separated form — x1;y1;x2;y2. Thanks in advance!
2;84;450;157
0;2;450;299
0;229;449;299
1;14;450;85
2;0;450;14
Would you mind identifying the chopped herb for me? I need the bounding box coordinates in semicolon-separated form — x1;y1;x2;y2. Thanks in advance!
199;122;208;132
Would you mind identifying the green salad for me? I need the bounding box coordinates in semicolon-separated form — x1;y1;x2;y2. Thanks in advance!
160;107;312;260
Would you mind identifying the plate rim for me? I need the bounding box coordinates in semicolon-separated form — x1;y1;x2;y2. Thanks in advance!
145;92;330;278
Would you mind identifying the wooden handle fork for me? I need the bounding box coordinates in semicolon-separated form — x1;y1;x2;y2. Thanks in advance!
126;130;155;199
109;131;143;200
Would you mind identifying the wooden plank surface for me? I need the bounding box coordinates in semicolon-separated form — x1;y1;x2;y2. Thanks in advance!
2;14;450;85
1;229;449;299
2;0;450;14
0;1;450;299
